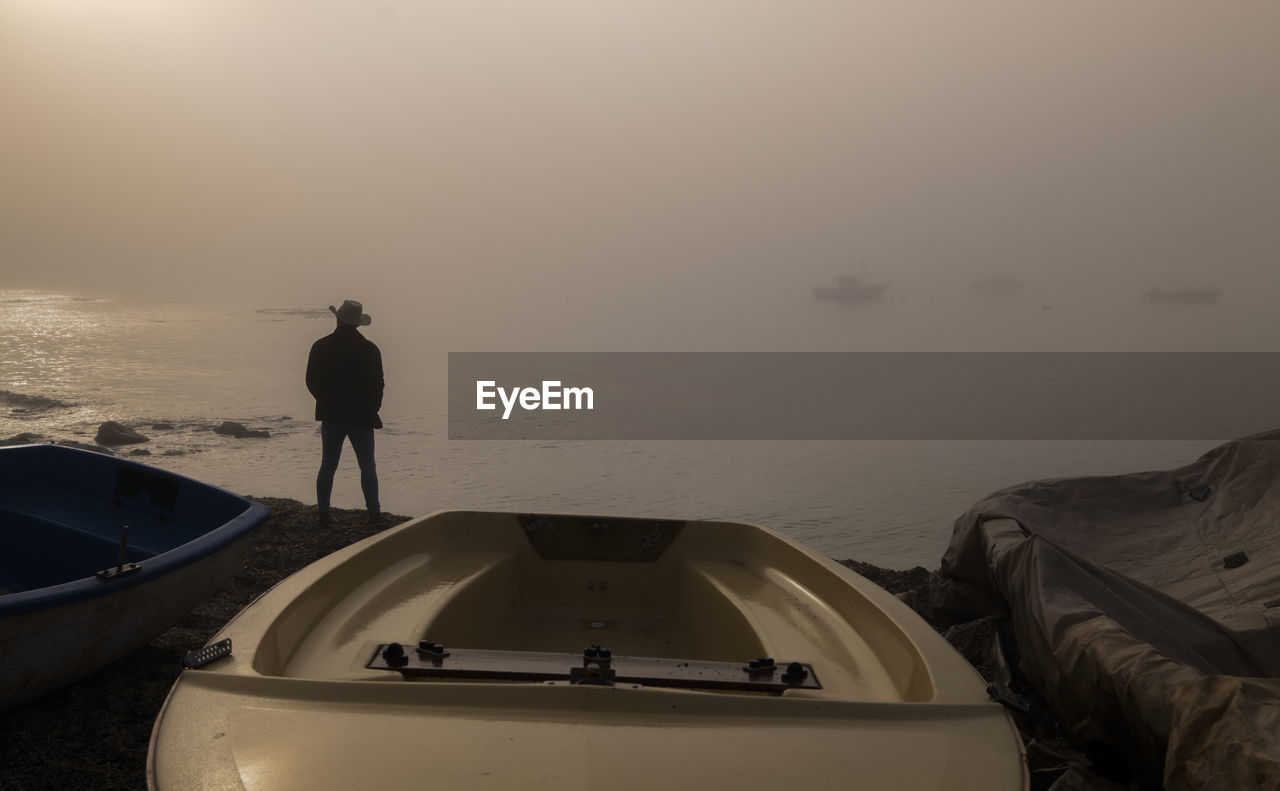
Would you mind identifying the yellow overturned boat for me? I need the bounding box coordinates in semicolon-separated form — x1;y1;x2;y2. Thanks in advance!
148;511;1028;790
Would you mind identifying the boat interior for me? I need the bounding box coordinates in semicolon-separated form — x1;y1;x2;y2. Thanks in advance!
249;511;936;702
0;508;156;593
0;447;248;592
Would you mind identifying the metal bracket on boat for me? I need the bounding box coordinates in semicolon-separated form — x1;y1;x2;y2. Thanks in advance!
569;645;617;686
366;644;821;692
743;657;776;677
382;643;410;666
416;641;451;663
582;644;612;667
96;563;140;580
184;638;233;669
96;524;141;581
743;658;810;685
779;662;809;684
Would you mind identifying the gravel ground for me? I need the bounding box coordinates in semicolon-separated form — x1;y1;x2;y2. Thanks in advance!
0;500;1131;791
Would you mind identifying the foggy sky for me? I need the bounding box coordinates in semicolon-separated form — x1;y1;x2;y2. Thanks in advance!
3;2;1278;334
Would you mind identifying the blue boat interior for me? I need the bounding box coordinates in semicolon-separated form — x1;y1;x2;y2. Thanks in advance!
0;446;252;595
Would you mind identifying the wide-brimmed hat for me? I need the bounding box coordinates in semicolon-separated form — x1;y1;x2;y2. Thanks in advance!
329;299;372;326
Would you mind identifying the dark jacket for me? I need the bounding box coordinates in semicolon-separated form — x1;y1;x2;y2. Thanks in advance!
306;324;384;428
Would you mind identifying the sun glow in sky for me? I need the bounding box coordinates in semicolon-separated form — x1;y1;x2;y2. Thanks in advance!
3;2;1278;333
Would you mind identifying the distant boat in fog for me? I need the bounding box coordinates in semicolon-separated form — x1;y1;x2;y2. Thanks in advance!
812;276;888;302
968;273;1025;295
1143;286;1221;305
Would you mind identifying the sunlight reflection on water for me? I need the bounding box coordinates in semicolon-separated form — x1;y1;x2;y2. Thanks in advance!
0;289;1225;568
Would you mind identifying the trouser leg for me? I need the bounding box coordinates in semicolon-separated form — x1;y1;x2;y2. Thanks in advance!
348;426;380;513
316;422;345;511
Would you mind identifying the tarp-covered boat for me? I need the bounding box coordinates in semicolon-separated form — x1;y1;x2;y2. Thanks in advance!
934;432;1280;789
149;511;1028;790
0;444;269;709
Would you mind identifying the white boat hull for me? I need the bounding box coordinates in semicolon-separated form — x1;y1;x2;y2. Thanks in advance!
149;511;1027;790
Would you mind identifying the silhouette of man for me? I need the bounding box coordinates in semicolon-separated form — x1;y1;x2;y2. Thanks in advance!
306;299;384;520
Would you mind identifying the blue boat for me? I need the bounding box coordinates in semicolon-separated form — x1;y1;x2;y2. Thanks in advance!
0;444;269;709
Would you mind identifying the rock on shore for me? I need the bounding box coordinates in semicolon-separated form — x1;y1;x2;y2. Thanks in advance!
213;420;270;438
94;421;148;445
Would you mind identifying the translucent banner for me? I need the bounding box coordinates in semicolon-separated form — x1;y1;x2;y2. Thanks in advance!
447;352;1280;440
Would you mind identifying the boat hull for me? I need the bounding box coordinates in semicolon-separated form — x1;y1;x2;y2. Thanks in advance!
0;444;269;709
0;537;250;708
149;510;1027;790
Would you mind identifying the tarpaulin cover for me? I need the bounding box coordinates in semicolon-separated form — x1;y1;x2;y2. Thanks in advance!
934;433;1280;790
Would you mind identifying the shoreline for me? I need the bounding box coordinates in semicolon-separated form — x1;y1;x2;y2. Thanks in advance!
0;498;1076;790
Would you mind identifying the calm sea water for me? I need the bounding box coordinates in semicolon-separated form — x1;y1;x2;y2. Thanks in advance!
0;288;1228;568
